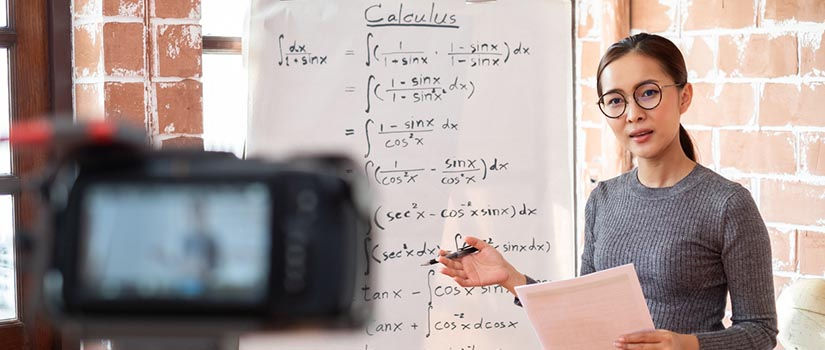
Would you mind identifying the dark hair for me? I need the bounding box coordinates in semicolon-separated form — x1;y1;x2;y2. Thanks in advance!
596;33;696;162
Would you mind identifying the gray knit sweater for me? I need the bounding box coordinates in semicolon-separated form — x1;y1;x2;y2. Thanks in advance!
580;164;777;349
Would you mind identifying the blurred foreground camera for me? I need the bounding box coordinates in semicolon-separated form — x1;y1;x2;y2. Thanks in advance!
7;120;371;343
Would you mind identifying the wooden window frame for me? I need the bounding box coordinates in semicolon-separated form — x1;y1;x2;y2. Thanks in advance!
204;36;242;55
0;0;68;349
0;0;22;341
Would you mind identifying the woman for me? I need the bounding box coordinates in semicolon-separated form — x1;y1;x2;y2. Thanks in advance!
438;33;777;350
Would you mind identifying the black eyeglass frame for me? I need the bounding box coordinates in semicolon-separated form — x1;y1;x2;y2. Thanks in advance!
597;81;686;119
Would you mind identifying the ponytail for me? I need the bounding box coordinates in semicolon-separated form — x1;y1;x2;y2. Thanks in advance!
678;124;696;162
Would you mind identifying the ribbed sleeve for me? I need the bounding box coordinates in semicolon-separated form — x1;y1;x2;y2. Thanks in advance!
694;188;777;349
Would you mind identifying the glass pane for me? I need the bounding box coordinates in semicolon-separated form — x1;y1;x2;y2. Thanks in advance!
203;54;247;158
0;49;9;175
0;0;6;28
0;195;16;320
202;0;248;37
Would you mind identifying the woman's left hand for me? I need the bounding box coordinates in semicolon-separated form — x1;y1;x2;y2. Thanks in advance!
613;330;699;350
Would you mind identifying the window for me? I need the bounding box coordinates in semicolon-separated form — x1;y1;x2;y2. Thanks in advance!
201;1;249;157
0;0;17;323
1;0;55;348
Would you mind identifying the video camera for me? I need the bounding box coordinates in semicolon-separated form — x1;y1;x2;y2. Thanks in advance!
8;120;371;340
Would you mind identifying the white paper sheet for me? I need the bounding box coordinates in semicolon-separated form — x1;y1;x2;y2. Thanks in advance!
515;264;654;349
243;0;575;349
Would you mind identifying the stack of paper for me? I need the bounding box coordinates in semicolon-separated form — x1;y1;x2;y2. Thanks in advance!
515;264;654;349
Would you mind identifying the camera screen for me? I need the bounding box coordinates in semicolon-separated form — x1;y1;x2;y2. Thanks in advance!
79;183;272;304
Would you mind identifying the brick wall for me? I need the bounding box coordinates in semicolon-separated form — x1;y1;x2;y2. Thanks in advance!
576;0;825;342
71;0;204;149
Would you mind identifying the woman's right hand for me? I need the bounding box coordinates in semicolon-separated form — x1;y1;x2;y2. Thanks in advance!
438;236;526;295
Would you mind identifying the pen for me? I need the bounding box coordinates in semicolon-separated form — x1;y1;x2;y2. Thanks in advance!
420;246;479;266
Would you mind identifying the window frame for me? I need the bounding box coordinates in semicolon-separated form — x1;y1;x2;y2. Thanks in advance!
0;0;62;349
0;2;22;343
204;36;242;54
0;2;19;190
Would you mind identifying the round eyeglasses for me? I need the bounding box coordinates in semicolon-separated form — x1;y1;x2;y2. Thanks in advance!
597;82;684;119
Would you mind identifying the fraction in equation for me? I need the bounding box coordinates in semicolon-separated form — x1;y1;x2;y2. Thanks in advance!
448;41;531;67
365;158;509;186
366;33;432;67
365;74;476;113
358;117;460;157
277;34;328;67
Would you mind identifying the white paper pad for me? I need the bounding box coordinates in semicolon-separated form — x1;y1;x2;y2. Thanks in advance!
514;264;654;349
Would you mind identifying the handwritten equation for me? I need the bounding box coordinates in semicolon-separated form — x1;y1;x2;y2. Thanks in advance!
362;268;532;339
276;33;533;69
372;201;538;230
365;33;532;68
364;74;476;113
352;117;459;157
363;236;551;267
364;158;509;186
277;35;329;66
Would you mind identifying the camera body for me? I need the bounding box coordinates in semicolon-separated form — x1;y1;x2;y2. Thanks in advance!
40;146;370;333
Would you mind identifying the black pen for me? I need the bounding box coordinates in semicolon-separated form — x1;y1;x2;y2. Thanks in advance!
420;246;479;266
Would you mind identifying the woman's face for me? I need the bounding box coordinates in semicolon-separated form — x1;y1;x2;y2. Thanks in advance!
598;52;692;160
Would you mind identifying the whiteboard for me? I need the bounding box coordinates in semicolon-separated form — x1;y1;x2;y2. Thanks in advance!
242;1;574;349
